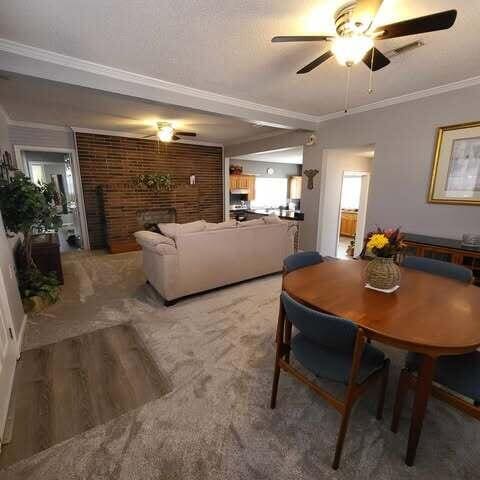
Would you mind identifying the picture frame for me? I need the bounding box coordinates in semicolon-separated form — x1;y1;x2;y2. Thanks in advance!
428;121;480;205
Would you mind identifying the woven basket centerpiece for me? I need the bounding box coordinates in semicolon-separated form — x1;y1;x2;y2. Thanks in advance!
365;257;401;290
364;228;404;291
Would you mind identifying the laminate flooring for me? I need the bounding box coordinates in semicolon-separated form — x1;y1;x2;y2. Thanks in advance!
0;323;170;467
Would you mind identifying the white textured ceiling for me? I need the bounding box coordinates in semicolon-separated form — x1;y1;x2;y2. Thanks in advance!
0;73;279;144
232;147;304;164
0;0;478;117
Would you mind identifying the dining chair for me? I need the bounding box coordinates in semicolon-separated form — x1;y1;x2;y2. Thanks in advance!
402;255;473;283
271;292;390;470
391;256;479;434
281;251;324;362
283;251;323;274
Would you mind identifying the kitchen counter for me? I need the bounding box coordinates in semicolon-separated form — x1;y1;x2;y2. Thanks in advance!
247;209;304;221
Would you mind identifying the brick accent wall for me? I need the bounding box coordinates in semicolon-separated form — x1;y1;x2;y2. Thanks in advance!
75;133;223;250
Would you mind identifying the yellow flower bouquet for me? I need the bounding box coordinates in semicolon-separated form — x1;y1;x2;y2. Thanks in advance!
366;228;404;258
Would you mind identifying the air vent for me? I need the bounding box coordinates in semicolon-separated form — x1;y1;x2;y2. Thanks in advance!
386;41;424;58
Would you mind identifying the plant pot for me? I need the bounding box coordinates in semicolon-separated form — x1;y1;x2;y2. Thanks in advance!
365;257;401;290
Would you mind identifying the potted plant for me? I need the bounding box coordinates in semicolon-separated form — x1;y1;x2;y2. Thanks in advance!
364;228;404;291
0;172;63;311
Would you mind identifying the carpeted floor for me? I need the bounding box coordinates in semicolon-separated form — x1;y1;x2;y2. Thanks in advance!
1;250;479;479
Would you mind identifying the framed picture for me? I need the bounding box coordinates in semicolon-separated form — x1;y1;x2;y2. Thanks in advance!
428;121;480;205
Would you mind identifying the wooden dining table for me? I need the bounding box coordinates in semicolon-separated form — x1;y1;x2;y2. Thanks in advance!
283;259;480;466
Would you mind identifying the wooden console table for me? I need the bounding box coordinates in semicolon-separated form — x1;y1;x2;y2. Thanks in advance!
32;233;64;284
402;233;480;286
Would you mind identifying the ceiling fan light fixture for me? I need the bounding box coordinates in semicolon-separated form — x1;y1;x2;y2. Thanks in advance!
157;124;174;142
332;34;373;66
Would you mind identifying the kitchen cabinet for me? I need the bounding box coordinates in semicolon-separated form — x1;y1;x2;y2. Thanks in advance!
289;176;302;200
340;210;357;237
230;175;255;200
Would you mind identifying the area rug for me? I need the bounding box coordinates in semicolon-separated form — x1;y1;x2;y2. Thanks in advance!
1;250;479;479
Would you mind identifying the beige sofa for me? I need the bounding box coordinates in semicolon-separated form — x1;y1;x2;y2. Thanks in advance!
134;218;294;304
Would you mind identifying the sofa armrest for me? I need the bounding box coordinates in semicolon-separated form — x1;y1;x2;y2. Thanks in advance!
134;230;177;254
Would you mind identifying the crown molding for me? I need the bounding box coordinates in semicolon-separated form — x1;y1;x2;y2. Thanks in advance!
225;129;294;147
316;75;480;123
71;126;223;147
2;38;480;137
8;120;71;132
0;38;318;126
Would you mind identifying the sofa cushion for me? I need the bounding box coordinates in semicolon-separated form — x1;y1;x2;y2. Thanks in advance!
134;230;176;248
238;219;265;227
159;220;207;239
263;214;282;224
206;220;238;231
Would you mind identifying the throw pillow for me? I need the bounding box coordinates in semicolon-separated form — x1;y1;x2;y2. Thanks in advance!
205;220;238;231
238;219;265;227
158;220;207;239
263;214;282;224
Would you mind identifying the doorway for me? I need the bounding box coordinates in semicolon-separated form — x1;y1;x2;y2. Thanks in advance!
14;146;89;251
337;172;370;259
317;146;373;258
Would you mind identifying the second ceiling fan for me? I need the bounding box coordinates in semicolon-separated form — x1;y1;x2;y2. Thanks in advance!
143;122;197;142
272;0;457;74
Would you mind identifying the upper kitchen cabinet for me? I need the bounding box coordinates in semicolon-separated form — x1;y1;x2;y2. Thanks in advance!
230;174;256;200
288;176;302;200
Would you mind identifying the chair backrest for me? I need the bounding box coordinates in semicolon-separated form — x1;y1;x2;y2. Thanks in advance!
283;251;323;274
402;256;472;283
281;292;357;352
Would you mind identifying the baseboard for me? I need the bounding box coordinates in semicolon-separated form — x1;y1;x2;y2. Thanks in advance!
17;314;27;358
108;240;141;254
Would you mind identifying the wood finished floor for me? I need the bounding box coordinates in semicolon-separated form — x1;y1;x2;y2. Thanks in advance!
0;323;170;468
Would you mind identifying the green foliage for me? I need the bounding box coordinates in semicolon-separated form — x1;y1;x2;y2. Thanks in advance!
134;173;172;191
18;267;60;303
1;173;63;307
0;172;62;235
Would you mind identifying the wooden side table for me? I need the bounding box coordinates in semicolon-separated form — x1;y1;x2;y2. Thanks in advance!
32;233;64;284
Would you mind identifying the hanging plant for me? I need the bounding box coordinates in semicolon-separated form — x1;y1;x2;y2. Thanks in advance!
133;173;172;191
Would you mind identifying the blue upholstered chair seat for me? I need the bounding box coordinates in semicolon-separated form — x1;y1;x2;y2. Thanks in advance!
291;333;386;384
406;351;480;402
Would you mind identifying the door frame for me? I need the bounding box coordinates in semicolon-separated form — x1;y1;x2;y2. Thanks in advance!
336;171;371;258
13;145;90;250
0;264;20;448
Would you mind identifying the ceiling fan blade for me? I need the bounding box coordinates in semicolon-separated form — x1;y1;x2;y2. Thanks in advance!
172;135;180;141
351;0;384;30
272;35;331;43
175;131;197;137
374;9;457;40
142;134;156;139
362;47;390;71
297;50;334;74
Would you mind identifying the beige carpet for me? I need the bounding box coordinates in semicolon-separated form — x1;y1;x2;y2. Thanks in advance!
1;250;479;479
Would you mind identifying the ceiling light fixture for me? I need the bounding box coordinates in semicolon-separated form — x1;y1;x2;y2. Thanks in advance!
157;124;174;143
331;34;373;66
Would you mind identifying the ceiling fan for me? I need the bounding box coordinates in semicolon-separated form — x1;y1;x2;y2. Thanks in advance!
143;122;197;142
272;1;457;74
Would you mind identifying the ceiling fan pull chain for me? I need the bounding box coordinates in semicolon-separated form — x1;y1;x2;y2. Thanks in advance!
344;66;351;113
368;48;375;94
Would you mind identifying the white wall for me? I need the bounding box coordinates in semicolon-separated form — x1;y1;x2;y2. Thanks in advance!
0;112;25;340
318;150;372;257
9;125;75;160
227;84;480;251
0;110;9;147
